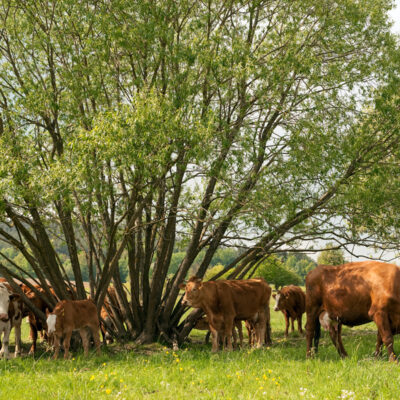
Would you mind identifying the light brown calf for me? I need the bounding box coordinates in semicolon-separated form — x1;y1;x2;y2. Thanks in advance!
46;299;101;359
181;277;271;352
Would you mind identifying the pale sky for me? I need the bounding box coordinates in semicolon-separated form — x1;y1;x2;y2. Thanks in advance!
389;0;400;34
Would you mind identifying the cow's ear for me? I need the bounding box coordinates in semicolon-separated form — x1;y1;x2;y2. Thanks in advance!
9;293;20;301
179;283;186;290
188;276;202;283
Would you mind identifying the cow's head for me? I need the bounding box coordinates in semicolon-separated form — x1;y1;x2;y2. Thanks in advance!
272;290;287;312
179;276;203;307
46;308;57;334
0;283;16;322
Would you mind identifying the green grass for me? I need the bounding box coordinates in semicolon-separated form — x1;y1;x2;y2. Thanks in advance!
0;307;399;399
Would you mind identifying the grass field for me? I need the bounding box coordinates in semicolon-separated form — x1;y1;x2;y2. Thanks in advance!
0;306;399;400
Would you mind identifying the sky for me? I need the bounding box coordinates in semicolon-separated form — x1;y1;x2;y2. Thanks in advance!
389;0;400;34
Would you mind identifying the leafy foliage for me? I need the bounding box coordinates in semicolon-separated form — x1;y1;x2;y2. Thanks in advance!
317;244;347;266
255;256;302;290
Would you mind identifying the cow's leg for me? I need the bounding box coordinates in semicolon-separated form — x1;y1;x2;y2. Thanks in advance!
255;311;266;348
209;325;219;353
265;306;272;346
28;323;38;355
52;335;61;360
0;325;10;359
224;319;234;351
63;330;72;359
90;325;101;356
283;311;289;338
328;323;347;358
13;319;22;357
205;331;211;344
79;329;89;357
298;316;303;334
305;306;320;357
290;316;295;333
245;322;252;346
373;311;396;362
336;324;347;357
374;332;383;358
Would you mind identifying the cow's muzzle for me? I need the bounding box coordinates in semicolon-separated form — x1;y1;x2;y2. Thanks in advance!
0;313;9;322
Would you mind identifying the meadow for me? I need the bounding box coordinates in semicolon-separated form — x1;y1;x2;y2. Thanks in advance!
1;306;399;400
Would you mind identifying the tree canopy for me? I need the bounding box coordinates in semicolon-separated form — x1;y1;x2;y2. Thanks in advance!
0;0;399;343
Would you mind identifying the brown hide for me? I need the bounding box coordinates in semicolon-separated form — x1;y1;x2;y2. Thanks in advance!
181;277;271;352
306;261;400;361
273;285;305;337
47;299;101;359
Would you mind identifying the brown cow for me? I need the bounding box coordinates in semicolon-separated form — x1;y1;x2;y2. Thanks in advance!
180;277;271;352
21;285;55;354
306;261;400;361
46;299;101;359
273;285;305;337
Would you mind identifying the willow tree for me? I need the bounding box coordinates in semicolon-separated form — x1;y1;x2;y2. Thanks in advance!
0;0;399;343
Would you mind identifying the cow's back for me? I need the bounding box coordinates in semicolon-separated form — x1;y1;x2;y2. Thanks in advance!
306;261;400;326
213;279;271;319
281;285;305;314
58;299;99;330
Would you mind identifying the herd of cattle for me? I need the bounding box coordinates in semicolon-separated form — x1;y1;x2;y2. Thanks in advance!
0;260;400;361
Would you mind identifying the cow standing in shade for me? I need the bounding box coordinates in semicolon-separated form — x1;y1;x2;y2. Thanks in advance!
0;282;23;358
46;299;101;359
180;277;271;352
306;261;400;361
273;285;305;337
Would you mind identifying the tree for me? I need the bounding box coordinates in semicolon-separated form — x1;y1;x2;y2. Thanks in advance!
281;254;316;282
0;0;398;344
255;257;302;290
317;244;346;266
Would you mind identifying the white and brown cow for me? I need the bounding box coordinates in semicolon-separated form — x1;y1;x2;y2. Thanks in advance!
46;299;101;359
0;282;23;358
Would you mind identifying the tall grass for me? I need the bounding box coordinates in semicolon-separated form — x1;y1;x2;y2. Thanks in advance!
0;306;399;399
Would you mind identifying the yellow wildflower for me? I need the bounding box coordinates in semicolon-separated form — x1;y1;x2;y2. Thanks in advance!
90;375;95;381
